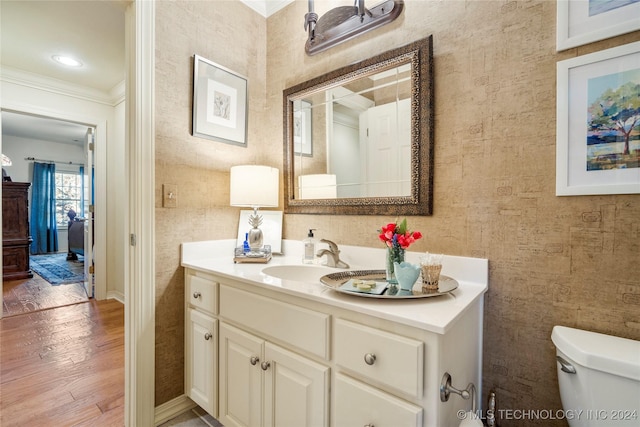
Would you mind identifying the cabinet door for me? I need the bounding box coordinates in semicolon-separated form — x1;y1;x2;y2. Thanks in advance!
186;309;217;416
219;322;263;427
263;342;329;427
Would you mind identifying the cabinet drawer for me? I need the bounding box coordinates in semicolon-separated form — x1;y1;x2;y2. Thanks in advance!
220;285;329;360
186;272;218;315
334;318;423;398
334;374;422;427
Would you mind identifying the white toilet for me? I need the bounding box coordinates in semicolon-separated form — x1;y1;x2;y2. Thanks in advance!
551;326;640;427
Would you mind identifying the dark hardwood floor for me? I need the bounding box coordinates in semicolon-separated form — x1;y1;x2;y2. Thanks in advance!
0;299;125;426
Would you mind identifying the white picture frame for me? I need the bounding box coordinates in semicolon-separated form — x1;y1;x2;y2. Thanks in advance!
556;41;640;196
236;210;283;253
293;100;312;156
557;0;640;51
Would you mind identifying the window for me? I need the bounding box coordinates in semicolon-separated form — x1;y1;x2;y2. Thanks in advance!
55;171;83;226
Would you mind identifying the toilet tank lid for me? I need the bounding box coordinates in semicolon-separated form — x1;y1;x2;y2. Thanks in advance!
551;326;640;381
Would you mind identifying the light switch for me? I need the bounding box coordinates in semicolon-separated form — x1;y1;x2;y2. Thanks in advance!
163;184;178;208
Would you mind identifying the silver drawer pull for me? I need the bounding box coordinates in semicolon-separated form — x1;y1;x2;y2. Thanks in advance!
261;361;271;371
193;291;201;299
204;332;212;340
250;356;260;366
364;424;375;427
364;353;376;365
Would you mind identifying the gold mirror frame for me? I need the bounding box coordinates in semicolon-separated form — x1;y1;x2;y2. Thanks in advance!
283;36;433;215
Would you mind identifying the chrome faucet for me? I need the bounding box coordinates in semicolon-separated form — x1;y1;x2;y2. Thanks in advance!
316;239;349;268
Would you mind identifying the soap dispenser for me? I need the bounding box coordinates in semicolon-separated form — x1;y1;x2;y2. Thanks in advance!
303;229;316;264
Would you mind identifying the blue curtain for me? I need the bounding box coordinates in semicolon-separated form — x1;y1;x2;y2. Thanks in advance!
30;162;58;254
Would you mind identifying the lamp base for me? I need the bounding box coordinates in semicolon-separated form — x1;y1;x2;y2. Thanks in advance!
248;227;263;252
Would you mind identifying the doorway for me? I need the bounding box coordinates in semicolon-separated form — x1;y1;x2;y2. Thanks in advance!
1;111;102;316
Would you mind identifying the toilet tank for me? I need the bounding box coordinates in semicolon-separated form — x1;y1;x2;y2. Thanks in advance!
551;326;640;427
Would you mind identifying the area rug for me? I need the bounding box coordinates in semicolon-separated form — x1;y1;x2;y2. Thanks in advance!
29;253;85;285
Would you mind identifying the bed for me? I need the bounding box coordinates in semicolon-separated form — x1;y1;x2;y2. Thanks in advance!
67;219;84;259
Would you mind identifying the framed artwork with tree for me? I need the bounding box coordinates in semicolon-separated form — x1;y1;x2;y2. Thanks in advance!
556;41;640;196
557;0;640;51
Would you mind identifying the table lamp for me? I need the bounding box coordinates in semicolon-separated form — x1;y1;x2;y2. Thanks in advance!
230;165;279;253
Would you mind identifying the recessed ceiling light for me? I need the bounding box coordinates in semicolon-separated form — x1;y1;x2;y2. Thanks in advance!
52;55;82;67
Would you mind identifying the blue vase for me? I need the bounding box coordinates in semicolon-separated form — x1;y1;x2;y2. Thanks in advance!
394;261;420;291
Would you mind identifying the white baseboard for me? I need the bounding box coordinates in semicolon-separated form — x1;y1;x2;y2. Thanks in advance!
154;394;196;426
107;290;125;304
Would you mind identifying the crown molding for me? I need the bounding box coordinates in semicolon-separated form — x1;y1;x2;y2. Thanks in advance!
0;66;124;107
240;0;294;17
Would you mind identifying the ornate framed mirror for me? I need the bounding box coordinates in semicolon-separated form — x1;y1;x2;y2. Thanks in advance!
283;36;433;215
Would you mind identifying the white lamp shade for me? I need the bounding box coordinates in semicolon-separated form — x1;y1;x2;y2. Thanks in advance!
230;165;279;207
298;174;337;199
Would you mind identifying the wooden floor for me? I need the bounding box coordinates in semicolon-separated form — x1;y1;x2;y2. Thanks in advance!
2;273;88;317
0;299;124;426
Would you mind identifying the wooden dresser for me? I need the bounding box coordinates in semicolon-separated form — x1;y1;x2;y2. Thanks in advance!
3;182;33;280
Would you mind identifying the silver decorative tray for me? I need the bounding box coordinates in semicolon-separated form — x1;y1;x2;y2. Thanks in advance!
319;269;458;299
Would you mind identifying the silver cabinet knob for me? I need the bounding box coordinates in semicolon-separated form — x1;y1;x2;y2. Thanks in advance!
204;332;212;340
250;356;260;366
364;353;376;365
364;424;375;427
193;291;201;299
261;361;271;371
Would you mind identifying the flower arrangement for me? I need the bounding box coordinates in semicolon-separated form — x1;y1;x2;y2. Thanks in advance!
378;218;422;249
379;218;422;284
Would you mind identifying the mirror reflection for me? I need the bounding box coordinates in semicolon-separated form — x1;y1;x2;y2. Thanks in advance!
293;64;412;200
283;36;433;216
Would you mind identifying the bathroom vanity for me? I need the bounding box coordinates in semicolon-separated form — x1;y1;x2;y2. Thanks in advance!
181;239;488;427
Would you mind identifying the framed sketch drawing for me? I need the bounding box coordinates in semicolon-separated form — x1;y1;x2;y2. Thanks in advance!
192;55;248;146
557;0;640;51
293;100;312;156
556;41;640;196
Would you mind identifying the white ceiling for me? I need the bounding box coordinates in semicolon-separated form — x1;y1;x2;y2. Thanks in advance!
1;0;127;145
0;0;293;146
1;0;128;93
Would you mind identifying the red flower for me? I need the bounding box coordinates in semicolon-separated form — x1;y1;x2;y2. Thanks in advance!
377;219;422;249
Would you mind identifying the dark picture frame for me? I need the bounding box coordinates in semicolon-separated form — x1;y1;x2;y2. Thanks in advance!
192;55;248;147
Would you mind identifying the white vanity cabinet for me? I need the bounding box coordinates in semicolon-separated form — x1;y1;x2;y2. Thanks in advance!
182;241;487;427
184;271;218;416
218;284;330;427
218;322;329;427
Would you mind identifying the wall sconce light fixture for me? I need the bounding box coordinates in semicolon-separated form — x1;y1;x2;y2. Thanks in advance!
304;0;404;55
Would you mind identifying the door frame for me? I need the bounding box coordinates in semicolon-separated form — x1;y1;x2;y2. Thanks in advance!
125;1;156;425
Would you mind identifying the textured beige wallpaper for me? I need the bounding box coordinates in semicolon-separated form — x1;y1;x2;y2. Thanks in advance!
155;1;640;424
154;0;274;404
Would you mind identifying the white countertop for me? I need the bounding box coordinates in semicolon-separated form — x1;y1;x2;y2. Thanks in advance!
181;239;488;334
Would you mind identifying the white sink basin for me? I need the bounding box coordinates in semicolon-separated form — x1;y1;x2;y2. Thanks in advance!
261;265;338;283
